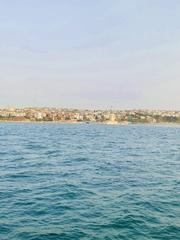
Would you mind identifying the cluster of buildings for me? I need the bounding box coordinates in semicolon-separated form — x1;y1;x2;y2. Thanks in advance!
0;108;180;124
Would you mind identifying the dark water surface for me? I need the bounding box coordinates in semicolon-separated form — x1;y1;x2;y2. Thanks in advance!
0;123;180;239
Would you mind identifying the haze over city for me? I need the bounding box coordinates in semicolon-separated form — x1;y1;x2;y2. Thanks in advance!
1;0;180;109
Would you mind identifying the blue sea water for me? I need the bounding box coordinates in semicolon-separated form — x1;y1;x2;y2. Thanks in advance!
0;123;180;240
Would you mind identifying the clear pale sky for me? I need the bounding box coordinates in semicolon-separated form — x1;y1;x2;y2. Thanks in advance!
1;0;180;109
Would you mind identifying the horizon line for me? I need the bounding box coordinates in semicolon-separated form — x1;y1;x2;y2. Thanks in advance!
1;106;180;112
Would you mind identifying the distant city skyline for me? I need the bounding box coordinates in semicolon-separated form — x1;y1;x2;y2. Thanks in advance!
1;0;180;109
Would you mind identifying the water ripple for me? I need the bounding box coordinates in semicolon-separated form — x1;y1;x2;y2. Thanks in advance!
0;123;180;239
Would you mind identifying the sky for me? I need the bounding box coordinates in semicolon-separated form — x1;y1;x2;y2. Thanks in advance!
0;0;180;109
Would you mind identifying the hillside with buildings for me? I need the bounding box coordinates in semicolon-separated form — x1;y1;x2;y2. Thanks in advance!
0;108;180;124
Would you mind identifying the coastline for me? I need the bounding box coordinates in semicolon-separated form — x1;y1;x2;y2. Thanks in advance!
1;120;180;126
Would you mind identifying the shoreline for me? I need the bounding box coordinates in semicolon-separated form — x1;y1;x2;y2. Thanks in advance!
0;120;180;126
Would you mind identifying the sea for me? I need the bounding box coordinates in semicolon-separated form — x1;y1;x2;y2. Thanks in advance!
0;123;179;240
